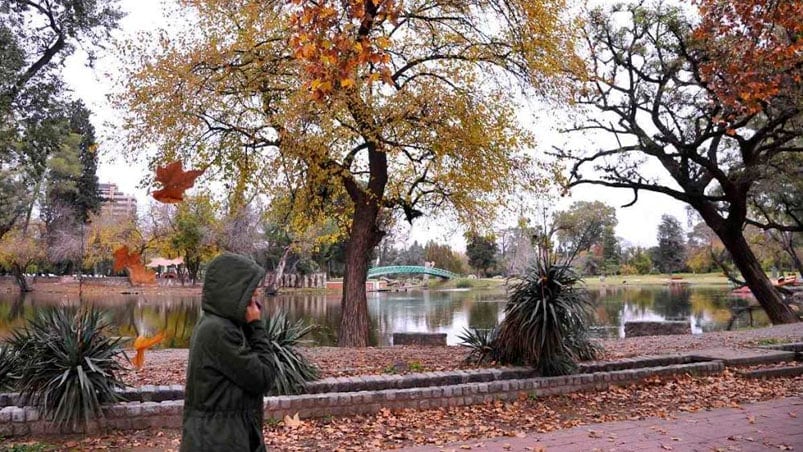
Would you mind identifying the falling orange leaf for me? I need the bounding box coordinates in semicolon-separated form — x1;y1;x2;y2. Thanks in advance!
132;331;165;369
152;161;205;204
128;262;157;285
113;246;141;273
112;246;157;285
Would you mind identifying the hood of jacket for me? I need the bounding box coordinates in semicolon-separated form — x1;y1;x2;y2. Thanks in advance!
201;252;265;323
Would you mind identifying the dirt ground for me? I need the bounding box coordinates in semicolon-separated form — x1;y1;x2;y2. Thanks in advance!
125;323;803;386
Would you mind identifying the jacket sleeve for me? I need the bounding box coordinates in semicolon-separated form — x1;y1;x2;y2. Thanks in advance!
206;321;274;395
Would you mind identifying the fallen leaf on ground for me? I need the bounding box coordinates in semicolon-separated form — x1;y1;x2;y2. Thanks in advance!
284;413;303;429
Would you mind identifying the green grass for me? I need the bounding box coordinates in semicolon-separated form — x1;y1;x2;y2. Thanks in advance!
282;272;744;292
581;272;731;287
265;416;282;427
427;277;507;290
454;279;474;288
2;442;50;452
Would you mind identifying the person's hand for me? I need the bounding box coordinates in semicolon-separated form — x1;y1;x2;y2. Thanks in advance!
245;299;262;323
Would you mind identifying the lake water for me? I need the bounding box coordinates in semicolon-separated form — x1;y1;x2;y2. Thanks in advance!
0;285;767;346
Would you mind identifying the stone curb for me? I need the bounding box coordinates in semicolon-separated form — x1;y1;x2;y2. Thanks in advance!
0;360;723;436
738;365;803;379
0;355;700;408
688;350;797;367
758;342;803;353
0;385;186;409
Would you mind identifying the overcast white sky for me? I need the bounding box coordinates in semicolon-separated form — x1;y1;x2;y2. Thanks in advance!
61;0;689;251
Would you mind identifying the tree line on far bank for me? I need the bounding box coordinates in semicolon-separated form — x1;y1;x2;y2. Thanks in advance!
376;201;802;281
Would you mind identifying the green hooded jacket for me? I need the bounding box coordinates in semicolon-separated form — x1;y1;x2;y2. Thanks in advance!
181;253;273;452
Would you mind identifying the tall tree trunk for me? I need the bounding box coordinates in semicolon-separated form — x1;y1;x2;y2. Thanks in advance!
338;202;383;347
11;263;32;293
719;230;798;324
777;232;803;279
265;245;292;295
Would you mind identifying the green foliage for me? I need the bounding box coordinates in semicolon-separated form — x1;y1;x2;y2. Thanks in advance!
455;279;474;289
465;233;498;277
1;2;119;242
655;215;687;274
555;201;617;253
0;344;17;391
58;101;102;224
262;312;319;395
3;443;50;452
4;307;127;427
265;416;282;427
0;169;27;239
407;361;424;373
458;327;499;365
626;247;653;275
494;258;600;376
424;241;467;275
382;360;425;374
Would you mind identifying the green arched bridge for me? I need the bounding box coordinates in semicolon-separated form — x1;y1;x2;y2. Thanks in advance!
368;265;459;279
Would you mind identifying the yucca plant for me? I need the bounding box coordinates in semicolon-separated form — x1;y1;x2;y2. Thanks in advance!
263;312;319;395
5;308;127;427
458;326;499;365
0;344;18;391
494;252;601;376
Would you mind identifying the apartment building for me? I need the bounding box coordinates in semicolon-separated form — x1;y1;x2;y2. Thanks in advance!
98;183;137;219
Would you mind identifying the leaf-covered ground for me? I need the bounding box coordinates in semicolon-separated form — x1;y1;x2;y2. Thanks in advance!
14;371;802;451
4;323;801;450
125;323;803;385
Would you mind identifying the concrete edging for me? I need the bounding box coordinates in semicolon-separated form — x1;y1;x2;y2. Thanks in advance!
0;360;723;436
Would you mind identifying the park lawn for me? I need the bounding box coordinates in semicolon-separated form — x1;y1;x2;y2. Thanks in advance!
582;272;732;287
429;272;734;290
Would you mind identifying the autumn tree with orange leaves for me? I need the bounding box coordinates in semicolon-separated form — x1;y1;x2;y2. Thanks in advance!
693;0;803;116
121;0;579;346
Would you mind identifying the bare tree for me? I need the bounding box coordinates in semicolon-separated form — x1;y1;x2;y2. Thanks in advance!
557;2;801;323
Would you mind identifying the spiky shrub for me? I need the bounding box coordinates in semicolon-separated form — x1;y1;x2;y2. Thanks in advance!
5;308;127;426
458;326;499;365
494;260;600;376
0;344;18;391
263;312;319;395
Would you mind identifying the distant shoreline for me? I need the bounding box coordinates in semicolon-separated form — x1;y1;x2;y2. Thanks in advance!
0;272;743;296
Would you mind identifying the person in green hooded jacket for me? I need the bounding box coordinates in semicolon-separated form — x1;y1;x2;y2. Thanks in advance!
181;252;274;451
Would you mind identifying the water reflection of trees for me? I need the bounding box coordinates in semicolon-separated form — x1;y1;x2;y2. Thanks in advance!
267;294;341;346
1;286;753;346
468;301;501;329
0;292;201;347
653;285;692;320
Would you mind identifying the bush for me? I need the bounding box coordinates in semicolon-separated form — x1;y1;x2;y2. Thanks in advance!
4;308;127;427
458;326;499;365
263;312;319;395
0;345;17;391
455;279;474;289
493;257;600;376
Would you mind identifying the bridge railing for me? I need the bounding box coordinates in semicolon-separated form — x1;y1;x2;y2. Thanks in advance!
367;265;459;279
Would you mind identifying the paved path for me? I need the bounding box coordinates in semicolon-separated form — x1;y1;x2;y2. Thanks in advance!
402;397;803;452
